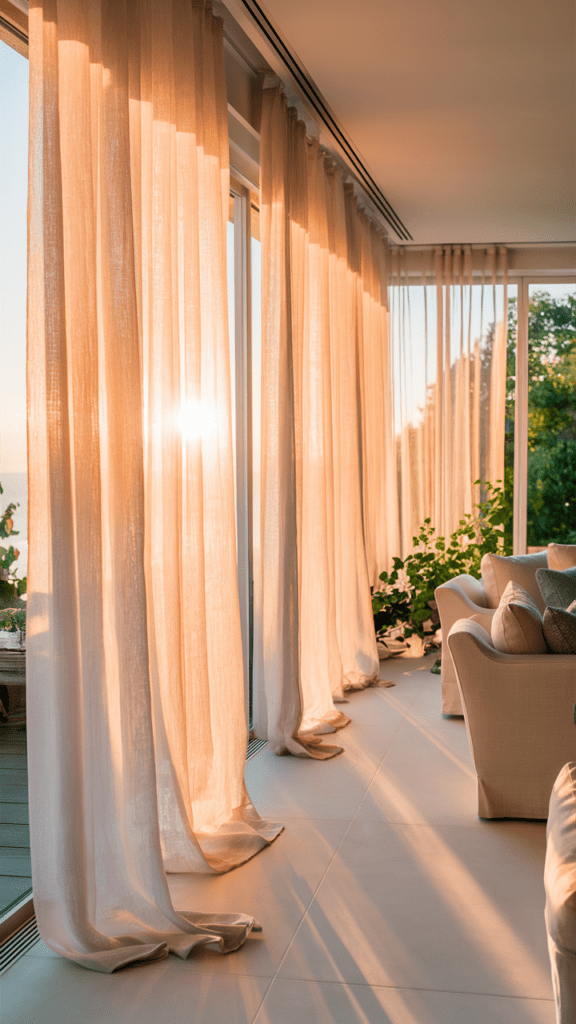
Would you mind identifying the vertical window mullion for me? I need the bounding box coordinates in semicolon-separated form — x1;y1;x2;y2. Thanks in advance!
513;278;529;554
231;187;251;730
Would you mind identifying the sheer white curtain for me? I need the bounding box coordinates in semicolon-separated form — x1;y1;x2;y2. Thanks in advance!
256;86;379;757
27;0;281;973
349;202;399;588
388;245;508;554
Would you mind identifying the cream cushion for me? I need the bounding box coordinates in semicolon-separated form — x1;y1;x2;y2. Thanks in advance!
468;613;493;641
491;580;547;655
544;602;576;655
544;762;576;1024
537;566;576;611
548;543;576;572
481;550;548;613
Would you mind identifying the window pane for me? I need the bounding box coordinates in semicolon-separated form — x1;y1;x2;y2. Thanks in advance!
227;194;238;538
248;201;260;731
0;39;30;919
503;284;518;553
527;283;576;548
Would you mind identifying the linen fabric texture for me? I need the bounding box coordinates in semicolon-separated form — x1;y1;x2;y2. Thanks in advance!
389;245;508;552
27;0;281;973
447;620;576;819
255;84;380;756
543;602;576;655
547;544;576;572
545;762;576;1024
481;550;548;612
490;581;546;655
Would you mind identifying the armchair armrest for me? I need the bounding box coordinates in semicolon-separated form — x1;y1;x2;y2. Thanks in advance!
447;619;576;818
435;577;495;716
436;574;488;609
435;575;494;637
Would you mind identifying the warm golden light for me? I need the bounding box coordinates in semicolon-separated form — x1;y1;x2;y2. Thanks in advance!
179;399;217;440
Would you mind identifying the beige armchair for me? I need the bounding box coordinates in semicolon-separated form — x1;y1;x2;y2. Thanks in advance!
544;762;576;1024
435;549;549;715
447;618;576;819
434;575;495;714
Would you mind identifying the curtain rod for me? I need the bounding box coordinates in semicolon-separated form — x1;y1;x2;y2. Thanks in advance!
0;13;27;45
233;0;412;241
390;241;576;251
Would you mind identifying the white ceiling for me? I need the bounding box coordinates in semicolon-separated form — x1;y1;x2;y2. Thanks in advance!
252;0;576;244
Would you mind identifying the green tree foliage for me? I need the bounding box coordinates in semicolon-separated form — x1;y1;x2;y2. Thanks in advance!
0;483;26;609
505;291;576;546
527;440;576;544
373;481;507;639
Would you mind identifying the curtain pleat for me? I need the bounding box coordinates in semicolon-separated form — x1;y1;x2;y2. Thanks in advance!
355;209;398;588
27;0;281;974
389;245;508;552
257;86;380;757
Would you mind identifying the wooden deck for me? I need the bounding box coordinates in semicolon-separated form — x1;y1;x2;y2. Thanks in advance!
0;724;31;917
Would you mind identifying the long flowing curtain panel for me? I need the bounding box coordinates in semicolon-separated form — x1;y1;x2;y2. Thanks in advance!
256;84;380;758
388;245;508;554
350;202;399;589
27;0;281;973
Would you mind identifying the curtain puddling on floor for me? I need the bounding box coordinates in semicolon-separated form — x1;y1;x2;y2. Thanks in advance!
27;0;282;973
255;84;381;757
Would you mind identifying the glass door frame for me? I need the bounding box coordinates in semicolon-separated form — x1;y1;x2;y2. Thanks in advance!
511;274;576;554
229;176;255;731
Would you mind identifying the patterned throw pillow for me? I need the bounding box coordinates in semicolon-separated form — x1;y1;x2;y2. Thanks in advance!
543;600;576;655
536;566;576;611
491;580;547;655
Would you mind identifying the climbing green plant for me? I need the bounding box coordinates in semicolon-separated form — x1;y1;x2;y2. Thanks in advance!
372;480;510;640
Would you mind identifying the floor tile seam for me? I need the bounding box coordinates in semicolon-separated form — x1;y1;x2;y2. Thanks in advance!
262;816;357;825
267;678;431;977
248;975;274;1024
18;946;278;994
150;959;277;985
269;811;365;985
346;692;421;827
17;947;270;978
270;974;555;1001
342;817;548;835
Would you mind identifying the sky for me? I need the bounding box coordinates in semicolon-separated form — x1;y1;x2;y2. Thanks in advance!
0;40;28;476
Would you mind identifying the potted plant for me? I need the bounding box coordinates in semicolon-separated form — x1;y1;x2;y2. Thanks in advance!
0;482;26;609
0;607;26;649
372;480;511;665
0;483;27;724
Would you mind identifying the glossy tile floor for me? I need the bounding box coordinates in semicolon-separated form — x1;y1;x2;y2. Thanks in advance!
1;654;555;1023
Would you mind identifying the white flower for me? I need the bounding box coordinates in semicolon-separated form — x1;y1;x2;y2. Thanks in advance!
386;572;412;596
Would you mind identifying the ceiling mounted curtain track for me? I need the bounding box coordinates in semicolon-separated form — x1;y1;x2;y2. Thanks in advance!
0;13;28;45
236;0;412;241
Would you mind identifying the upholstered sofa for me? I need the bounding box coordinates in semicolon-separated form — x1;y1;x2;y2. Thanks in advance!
545;762;576;1024
447;618;576;819
436;549;549;714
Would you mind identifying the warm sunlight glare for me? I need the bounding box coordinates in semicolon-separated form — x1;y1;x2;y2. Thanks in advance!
180;399;217;440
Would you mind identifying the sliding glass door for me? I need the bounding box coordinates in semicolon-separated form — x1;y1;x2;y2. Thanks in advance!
512;278;576;552
0;38;31;924
227;177;260;733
